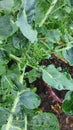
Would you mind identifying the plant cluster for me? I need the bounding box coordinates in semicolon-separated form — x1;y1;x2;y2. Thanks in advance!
0;0;73;130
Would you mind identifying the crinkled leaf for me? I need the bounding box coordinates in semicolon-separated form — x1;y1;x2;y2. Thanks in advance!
19;90;41;109
42;64;73;90
46;29;61;43
16;10;37;43
0;0;14;10
30;112;60;130
62;47;73;65
0;15;17;40
62;91;73;115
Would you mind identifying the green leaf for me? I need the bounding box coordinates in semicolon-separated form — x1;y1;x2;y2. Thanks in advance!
0;63;6;75
22;0;38;22
69;0;73;6
42;64;73;90
62;47;73;65
62;91;73;115
25;69;41;83
0;50;9;64
16;10;37;43
12;33;27;50
0;66;20;105
46;29;61;43
0;0;14;10
13;0;21;12
19;90;41;109
30;112;60;130
11;74;23;90
22;0;37;11
0;15;17;40
0;107;9;126
35;0;49;26
2;125;21;130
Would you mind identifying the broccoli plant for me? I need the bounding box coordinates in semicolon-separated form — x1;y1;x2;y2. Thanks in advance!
0;0;73;129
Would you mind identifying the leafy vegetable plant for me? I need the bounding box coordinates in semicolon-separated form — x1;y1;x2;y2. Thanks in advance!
0;0;73;129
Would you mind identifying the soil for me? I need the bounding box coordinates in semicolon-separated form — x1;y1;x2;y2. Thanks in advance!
29;55;73;130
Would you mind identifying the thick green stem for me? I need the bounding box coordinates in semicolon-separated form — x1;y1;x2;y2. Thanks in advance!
6;92;20;130
24;115;27;130
9;54;21;62
19;66;26;85
27;63;39;70
39;0;58;27
55;46;72;52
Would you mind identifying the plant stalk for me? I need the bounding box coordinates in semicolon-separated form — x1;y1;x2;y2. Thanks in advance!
6;92;20;130
9;53;21;62
39;0;58;27
24;115;27;130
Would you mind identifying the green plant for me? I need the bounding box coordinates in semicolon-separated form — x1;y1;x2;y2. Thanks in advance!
0;0;73;129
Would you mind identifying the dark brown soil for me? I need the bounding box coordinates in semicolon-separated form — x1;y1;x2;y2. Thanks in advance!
30;55;73;130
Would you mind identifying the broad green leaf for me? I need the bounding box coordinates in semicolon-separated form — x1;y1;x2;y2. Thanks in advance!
19;90;41;109
11;74;23;90
42;64;73;90
0;0;14;10
30;112;60;130
12;119;26;129
46;29;61;43
0;107;9;126
0;0;21;12
0;63;6;75
22;0;38;22
16;10;37;43
12;32;27;50
2;125;21;130
62;91;73;115
1;75;13;102
22;0;38;23
0;66;20;105
62;47;73;65
22;0;37;12
0;50;9;64
0;15;17;40
35;0;49;26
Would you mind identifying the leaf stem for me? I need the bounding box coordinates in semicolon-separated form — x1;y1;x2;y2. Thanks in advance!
55;46;73;52
24;115;27;130
26;63;38;70
19;65;26;85
39;0;58;27
9;54;21;62
6;92;20;130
